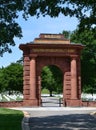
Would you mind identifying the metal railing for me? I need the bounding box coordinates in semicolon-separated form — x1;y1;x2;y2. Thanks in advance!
41;97;63;107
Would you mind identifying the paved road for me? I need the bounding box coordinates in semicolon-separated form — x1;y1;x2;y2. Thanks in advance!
11;97;96;130
41;96;63;107
21;107;96;130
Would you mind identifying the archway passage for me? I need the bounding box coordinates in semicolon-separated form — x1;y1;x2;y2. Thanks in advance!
41;65;63;97
19;34;84;107
41;65;63;107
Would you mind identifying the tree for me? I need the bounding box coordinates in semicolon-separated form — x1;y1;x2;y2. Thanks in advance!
0;0;96;55
41;65;63;96
62;30;71;39
0;63;23;93
27;0;96;33
70;28;96;94
0;0;23;56
0;67;5;92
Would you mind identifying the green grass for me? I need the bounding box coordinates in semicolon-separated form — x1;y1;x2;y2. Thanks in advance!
41;88;59;95
16;96;23;101
41;88;49;94
0;108;24;130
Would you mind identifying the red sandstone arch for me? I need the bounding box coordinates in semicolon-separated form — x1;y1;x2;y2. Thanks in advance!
19;34;84;107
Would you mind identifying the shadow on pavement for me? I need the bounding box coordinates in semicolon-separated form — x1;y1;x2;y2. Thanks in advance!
27;114;96;130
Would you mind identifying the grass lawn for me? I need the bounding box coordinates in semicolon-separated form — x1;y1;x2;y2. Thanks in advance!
0;108;24;130
41;88;49;94
41;88;58;95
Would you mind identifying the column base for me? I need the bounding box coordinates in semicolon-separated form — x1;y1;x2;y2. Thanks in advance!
23;99;39;106
66;99;82;107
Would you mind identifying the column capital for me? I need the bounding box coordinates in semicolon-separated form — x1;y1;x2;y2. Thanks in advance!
29;54;37;59
70;55;78;60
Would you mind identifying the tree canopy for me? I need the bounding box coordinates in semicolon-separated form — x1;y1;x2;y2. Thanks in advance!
0;62;23;93
0;0;96;55
70;29;96;94
41;65;63;96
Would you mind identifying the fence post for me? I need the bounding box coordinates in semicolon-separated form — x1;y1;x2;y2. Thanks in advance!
59;98;61;107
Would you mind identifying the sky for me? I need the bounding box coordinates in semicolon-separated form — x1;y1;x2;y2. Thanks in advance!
0;14;79;68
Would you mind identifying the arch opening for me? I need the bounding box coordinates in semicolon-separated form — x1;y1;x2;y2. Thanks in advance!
41;65;63;107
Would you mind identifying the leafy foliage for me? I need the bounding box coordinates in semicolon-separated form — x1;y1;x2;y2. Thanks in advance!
26;0;96;30
70;29;96;93
62;30;71;39
0;0;96;55
0;0;23;56
0;63;23;93
41;65;63;96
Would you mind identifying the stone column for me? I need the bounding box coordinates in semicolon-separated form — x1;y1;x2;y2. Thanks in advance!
71;57;77;99
30;57;36;99
23;56;30;100
77;58;81;99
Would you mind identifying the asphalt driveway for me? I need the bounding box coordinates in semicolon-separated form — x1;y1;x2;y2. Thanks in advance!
21;107;96;130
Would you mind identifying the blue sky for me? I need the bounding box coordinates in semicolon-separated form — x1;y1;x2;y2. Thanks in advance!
0;14;78;67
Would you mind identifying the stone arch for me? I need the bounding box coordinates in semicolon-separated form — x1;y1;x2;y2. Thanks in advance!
19;34;84;107
36;56;70;75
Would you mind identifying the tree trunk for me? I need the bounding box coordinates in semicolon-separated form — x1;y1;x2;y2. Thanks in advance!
50;90;52;97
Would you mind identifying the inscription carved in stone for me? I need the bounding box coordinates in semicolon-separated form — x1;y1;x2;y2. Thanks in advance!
32;48;75;53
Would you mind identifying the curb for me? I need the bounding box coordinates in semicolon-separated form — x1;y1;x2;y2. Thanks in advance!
90;111;96;116
23;111;30;117
22;111;30;130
